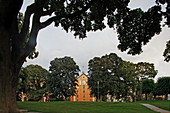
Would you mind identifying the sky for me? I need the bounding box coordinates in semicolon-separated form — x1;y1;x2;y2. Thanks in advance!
21;0;170;81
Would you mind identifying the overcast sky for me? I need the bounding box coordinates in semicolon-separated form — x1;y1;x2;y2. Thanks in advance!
22;0;170;80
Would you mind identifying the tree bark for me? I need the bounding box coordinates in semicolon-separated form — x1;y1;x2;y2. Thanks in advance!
0;1;26;112
165;94;168;100
145;93;148;101
0;73;20;113
0;27;21;113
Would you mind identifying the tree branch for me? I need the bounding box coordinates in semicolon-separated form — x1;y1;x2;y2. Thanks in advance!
20;0;48;61
39;0;98;29
19;3;35;40
19;2;43;63
20;25;39;64
41;6;56;16
19;0;98;64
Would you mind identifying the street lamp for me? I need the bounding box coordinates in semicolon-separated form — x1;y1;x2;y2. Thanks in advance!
97;81;99;101
169;79;170;110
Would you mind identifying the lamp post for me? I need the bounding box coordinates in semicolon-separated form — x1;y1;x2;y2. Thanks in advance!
169;79;170;110
97;81;100;101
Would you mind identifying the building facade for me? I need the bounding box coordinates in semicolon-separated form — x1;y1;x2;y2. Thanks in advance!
70;74;96;102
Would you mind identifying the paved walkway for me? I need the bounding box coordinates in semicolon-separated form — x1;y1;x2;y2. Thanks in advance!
141;104;170;113
20;109;42;113
28;112;41;113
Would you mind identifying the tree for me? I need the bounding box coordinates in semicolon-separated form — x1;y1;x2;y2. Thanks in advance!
134;62;157;100
88;55;115;101
17;65;49;101
141;79;155;100
105;54;136;101
88;53;135;101
47;56;80;100
155;77;170;100
0;0;170;112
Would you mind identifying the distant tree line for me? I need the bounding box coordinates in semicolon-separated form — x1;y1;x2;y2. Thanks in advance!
17;56;80;101
17;54;170;102
141;77;170;101
88;53;157;102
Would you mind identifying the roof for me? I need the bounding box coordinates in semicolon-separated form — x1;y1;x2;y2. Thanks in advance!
76;73;88;79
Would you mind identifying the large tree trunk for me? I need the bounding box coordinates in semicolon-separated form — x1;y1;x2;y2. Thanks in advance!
0;1;25;112
0;27;21;113
0;0;52;112
0;72;20;113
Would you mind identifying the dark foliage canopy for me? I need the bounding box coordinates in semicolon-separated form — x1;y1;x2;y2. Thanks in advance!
10;0;170;62
155;77;170;95
141;79;155;95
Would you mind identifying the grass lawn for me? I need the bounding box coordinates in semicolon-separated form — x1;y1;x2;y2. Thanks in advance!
140;100;170;111
17;101;157;113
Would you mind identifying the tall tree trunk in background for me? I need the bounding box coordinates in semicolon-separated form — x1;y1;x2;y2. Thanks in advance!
165;94;168;100
132;91;136;102
145;93;147;100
